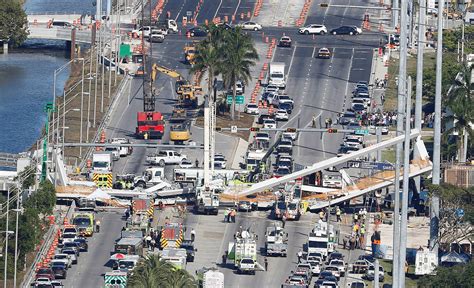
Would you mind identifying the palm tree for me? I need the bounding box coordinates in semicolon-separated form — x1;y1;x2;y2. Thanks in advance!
191;40;220;102
127;255;172;288
444;64;474;162
219;27;259;120
444;95;474;162
163;269;197;288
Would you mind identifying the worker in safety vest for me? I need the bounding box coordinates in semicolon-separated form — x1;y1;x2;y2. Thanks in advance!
336;207;342;222
259;161;266;173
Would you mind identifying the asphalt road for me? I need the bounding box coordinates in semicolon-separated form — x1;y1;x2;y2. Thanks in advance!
71;0;382;286
61;211;126;288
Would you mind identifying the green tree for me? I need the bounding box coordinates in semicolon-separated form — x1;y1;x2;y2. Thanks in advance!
191;36;221;102
219;27;258;120
439;25;474;54
24;180;56;215
419;54;461;101
0;0;29;48
427;184;474;248
418;260;474;288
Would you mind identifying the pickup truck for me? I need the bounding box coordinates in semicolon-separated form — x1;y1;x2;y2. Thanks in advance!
146;150;187;166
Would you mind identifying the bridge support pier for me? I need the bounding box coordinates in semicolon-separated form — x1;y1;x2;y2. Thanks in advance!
66;28;77;60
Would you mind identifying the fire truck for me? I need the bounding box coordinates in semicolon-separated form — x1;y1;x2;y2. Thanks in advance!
136;111;165;139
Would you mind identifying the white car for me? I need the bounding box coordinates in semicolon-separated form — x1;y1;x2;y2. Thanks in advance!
214;154;227;169
179;159;194;168
265;85;279;93
238;21;262;31
325;266;341;279
53;254;72;268
132;26;151;37
329;259;346;276
299;24;327;35
255;132;270;142
368;125;389;135
245;103;259;115
275;109;289;121
282;131;298;141
263;119;277;129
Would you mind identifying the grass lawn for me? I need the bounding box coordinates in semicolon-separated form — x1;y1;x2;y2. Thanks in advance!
362;260;420;288
384;52;436;111
382;149;396;163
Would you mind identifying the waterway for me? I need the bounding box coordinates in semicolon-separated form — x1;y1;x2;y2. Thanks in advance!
0;0;95;154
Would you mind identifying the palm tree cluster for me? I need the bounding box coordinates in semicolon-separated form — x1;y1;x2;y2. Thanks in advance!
191;24;259;120
127;255;196;288
443;63;474;162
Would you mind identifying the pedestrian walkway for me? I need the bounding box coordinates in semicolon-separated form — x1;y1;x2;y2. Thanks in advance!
252;0;308;26
369;48;389;114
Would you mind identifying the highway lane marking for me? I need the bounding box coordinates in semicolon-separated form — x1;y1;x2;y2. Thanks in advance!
213;0;224;19
286;46;297;76
323;0;334;25
341;0;352;26
174;1;187;21
343;48;355;110
232;0;242;23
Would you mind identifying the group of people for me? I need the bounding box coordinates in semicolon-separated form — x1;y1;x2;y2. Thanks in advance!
356;110;398;127
374;78;388;89
224;208;237;223
144;230;160;252
342;209;368;250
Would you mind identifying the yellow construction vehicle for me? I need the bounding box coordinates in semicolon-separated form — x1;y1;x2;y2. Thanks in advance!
176;84;202;109
151;63;182;82
184;43;198;65
169;120;191;144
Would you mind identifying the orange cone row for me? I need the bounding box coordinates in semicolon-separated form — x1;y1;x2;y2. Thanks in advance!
254;0;264;17
295;0;313;27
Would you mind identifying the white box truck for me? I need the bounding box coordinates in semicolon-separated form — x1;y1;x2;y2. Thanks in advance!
268;62;286;88
92;152;113;173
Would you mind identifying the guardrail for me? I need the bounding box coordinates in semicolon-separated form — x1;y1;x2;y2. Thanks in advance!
79;74;132;171
21;201;76;287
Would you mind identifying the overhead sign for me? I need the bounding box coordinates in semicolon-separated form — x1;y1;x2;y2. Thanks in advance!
236;95;244;104
355;129;369;135
348;160;394;170
226;95;233;104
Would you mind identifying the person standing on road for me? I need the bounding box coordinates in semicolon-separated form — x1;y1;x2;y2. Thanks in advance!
190;228;196;242
297;250;303;263
150;238;156;252
336;207;342;222
282;215;286;228
95;220;101;233
312;114;317;128
264;257;268;271
222;251;227;265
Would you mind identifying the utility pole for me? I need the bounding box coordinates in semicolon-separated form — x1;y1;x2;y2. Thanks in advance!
393;0;409;286
399;76;413;287
393;0;400;29
431;0;443;259
414;0;426;195
203;96;211;187
461;12;468;163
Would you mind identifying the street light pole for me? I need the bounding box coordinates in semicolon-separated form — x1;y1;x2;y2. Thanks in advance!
393;0;409;286
431;0;443;258
3;189;10;287
80;59;85;157
393;0;400;29
13;185;21;288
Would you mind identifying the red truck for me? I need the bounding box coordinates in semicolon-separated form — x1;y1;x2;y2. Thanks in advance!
136;112;165;139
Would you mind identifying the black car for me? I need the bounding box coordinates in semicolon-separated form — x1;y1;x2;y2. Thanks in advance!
187;27;207;37
327;252;344;263
358;254;376;263
51;263;67;279
73;238;88;252
353;87;369;95
258;114;274;124
330;26;361;35
278;102;293;114
180;241;196;262
217;22;233;30
314;275;338;287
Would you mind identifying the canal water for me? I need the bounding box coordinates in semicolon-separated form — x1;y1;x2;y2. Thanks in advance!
0;0;95;154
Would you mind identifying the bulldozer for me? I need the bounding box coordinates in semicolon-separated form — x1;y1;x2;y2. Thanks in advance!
184;43;198;65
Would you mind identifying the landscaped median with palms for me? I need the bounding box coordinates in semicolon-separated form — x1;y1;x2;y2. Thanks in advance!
127;255;196;288
191;24;259;121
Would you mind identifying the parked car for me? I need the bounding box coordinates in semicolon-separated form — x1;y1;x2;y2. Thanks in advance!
61;249;78;264
187;27;207;37
258;114;273;124
263;119;277;129
238;201;256;212
180;241;197;262
275;109;289;121
368;125;389;135
245;103;259;115
237;21;262;31
53;254;72;268
35;268;55;281
364;265;384;281
51;262;68;279
318;47;331;59
278;36;292;47
179;159;194;168
330;25;361;35
214;154;227;169
255;132;270;142
338;111;356;125
73;238;88;252
278;102;293;114
299;24;327;35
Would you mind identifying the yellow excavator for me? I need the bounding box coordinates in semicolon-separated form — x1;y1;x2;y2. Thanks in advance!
170;120;191;144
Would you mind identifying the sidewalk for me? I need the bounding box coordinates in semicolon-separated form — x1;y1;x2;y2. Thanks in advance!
369;49;389;114
252;0;308;27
